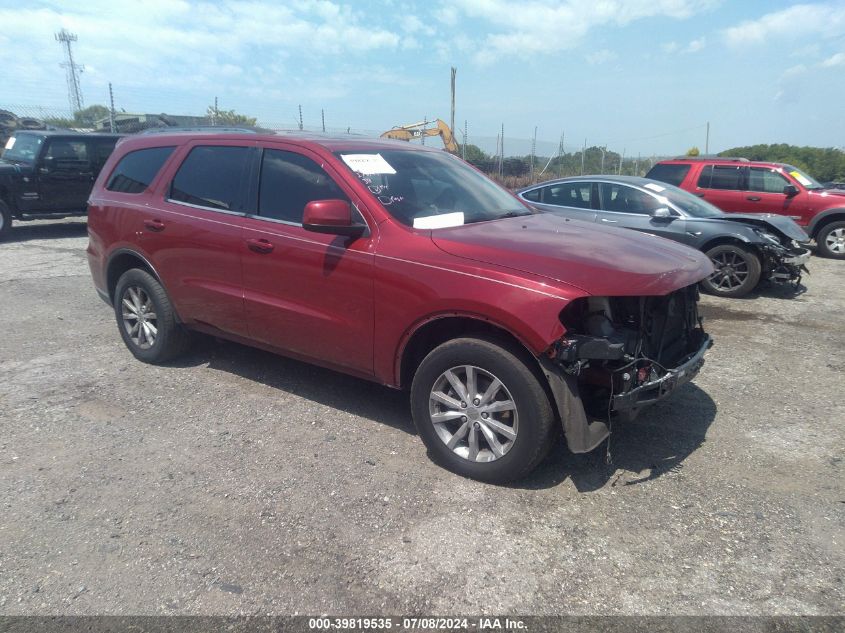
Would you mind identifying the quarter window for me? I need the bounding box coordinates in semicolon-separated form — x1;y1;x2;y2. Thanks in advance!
107;146;175;194
258;149;347;223
599;183;662;214
748;167;789;194
521;188;540;202
170;145;251;212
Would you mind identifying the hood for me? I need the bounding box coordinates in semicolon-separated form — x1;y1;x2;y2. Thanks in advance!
716;213;809;242
431;214;714;297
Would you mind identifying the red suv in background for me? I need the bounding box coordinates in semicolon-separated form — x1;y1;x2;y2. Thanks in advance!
647;158;845;259
88;130;713;482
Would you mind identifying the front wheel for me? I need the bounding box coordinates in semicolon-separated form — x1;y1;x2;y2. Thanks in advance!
0;200;12;240
700;244;762;298
410;337;556;483
816;221;845;259
114;268;189;364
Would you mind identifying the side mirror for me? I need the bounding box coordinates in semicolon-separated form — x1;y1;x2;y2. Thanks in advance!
38;156;54;174
302;199;365;237
651;207;672;219
783;184;799;197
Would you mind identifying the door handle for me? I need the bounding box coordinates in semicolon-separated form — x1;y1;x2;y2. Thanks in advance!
746;196;761;202
600;218;618;223
247;238;274;254
143;219;165;232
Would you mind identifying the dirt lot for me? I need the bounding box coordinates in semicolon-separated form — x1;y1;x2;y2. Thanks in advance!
0;219;842;616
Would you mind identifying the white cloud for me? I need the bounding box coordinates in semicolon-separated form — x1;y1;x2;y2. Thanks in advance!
662;42;679;54
585;49;618;65
723;3;845;47
685;37;706;53
447;0;721;64
821;52;845;67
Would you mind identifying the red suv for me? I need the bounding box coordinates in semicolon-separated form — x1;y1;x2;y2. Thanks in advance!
647;158;845;259
88;131;713;482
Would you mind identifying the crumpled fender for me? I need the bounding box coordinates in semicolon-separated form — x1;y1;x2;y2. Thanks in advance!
538;356;609;454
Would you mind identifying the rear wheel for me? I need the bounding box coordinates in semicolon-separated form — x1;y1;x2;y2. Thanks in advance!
700;244;761;298
0;200;12;239
114;268;189;364
816;221;845;259
410;337;555;483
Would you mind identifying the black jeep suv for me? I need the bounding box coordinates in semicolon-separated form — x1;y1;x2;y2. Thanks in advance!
0;130;122;238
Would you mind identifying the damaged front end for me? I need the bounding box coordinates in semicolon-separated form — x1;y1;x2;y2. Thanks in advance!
539;284;712;454
756;233;811;286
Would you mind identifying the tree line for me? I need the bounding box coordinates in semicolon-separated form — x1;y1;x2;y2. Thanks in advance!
719;144;845;183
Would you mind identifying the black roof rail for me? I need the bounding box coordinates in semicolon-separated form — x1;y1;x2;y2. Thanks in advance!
671;156;750;162
137;126;263;135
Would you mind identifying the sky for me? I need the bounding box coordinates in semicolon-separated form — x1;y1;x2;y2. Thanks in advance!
0;0;843;157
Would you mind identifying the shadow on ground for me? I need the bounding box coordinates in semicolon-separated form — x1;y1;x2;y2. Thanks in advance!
170;335;717;491
4;220;88;242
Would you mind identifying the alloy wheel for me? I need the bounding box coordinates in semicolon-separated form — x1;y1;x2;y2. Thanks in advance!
825;228;845;254
709;251;749;291
121;285;158;350
428;365;518;463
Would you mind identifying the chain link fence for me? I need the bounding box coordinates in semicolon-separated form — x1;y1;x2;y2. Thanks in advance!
1;103;662;188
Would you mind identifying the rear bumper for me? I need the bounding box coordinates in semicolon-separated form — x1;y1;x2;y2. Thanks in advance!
611;335;712;411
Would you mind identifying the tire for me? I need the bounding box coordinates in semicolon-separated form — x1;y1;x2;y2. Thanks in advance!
700;244;762;298
816;221;845;259
113;268;189;364
0;200;11;240
410;337;556;483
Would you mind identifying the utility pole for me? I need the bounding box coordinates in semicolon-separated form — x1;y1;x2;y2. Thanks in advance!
55;29;84;115
530;126;537;182
450;67;456;137
635;153;641;176
600;145;606;174
705;121;710;155
108;82;116;133
581;138;586;175
558;132;564;178
212;96;218;125
298;105;303;131
619;148;625;175
321;109;325;132
500;124;504;178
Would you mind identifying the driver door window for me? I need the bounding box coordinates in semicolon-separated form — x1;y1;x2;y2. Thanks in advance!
748;168;790;194
599;183;662;214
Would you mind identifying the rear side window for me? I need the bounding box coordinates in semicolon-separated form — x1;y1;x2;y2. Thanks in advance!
599;183;662;214
697;165;745;190
541;182;592;209
258;149;347;223
107;146;175;194
645;163;690;186
90;139;119;173
521;188;540;202
170;145;251;212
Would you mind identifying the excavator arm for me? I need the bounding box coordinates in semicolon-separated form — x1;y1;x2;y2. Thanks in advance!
380;119;458;154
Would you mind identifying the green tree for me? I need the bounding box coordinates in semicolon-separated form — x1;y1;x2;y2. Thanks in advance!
686;146;700;156
207;105;257;127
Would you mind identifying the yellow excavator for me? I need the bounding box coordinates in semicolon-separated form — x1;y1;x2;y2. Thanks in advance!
380;118;459;154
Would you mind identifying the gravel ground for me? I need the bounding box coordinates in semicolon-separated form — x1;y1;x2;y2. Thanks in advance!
0;219;842;616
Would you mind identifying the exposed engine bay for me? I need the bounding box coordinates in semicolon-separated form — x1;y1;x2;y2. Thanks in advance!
540;284;712;454
756;235;811;286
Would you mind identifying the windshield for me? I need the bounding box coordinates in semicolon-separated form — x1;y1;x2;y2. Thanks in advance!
642;181;724;218
2;134;44;163
784;165;824;190
334;149;531;227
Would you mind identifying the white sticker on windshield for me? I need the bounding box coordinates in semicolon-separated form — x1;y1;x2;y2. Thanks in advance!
644;182;665;192
4;137;15;150
790;170;812;187
341;153;396;175
413;212;465;229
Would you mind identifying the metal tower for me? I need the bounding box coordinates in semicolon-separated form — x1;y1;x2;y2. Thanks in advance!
55;29;84;114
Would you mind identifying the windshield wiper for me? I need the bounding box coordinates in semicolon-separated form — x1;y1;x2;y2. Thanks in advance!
499;210;533;219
